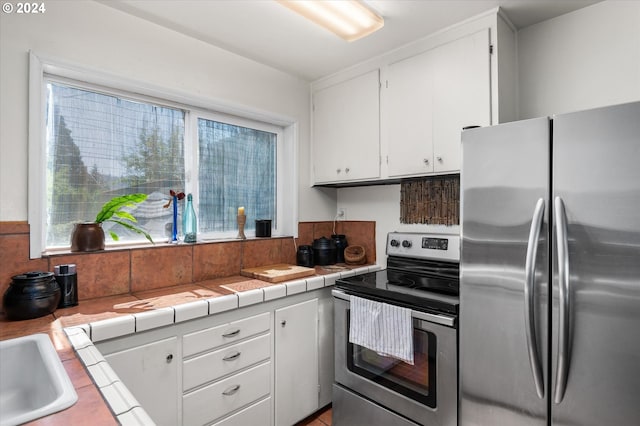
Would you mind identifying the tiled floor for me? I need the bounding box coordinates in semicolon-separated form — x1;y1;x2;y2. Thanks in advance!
295;405;332;426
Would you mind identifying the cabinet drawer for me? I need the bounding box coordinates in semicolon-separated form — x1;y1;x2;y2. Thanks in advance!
183;361;271;426
183;312;270;357
212;397;271;426
183;333;270;392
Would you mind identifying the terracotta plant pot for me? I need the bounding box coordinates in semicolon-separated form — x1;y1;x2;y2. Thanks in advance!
70;222;105;252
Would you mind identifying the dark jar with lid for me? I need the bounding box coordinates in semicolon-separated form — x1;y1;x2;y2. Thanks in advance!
296;245;314;268
331;234;348;263
3;271;61;320
312;237;337;266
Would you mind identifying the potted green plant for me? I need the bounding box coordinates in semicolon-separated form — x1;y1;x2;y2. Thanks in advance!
70;193;154;252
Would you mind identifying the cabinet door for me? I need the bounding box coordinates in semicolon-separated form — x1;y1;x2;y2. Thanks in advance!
433;29;491;173
105;337;178;426
312;70;380;184
386;29;491;178
274;298;319;426
317;294;334;407
387;50;435;177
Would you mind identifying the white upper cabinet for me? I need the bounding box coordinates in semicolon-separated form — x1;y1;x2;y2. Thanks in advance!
432;29;491;173
311;10;516;185
386;45;436;177
386;29;491;178
312;69;380;184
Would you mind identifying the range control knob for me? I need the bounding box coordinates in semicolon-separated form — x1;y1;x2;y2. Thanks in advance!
390;239;400;247
402;240;412;248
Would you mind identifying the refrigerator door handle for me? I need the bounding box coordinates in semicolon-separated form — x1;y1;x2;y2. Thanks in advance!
524;198;545;399
554;196;571;404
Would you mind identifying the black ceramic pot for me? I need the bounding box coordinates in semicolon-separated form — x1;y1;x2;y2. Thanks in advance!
296;245;314;267
331;234;348;263
3;271;61;320
312;237;337;266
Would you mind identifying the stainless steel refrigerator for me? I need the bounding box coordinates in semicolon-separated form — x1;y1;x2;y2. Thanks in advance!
459;101;640;425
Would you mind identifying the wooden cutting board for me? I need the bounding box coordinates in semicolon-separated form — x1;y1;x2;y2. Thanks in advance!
240;264;316;283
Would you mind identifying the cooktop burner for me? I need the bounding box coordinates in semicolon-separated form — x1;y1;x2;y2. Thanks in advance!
336;269;459;315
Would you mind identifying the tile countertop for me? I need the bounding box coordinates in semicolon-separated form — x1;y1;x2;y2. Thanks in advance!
0;264;377;425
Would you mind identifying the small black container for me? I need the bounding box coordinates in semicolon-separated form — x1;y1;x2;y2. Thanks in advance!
312;236;337;266
3;271;61;320
297;245;314;267
55;264;78;308
255;219;272;237
331;234;348;263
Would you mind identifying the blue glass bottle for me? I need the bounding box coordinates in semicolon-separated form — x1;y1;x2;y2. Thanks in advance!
183;193;197;243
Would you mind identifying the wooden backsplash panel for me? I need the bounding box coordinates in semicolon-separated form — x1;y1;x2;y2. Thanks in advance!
400;175;460;226
297;221;376;265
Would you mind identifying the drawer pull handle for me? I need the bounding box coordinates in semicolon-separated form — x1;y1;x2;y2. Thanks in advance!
222;329;240;338
166;354;173;363
223;351;241;361
222;385;241;396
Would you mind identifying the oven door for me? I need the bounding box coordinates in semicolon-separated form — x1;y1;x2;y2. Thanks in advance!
333;290;458;426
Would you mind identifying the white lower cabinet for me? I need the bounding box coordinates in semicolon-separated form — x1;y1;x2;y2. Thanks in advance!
182;311;272;426
94;289;333;426
182;312;271;358
212;397;272;426
275;298;319;426
104;336;179;426
183;333;270;392
183;362;271;426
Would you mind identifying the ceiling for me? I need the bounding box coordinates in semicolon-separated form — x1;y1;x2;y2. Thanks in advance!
99;0;600;82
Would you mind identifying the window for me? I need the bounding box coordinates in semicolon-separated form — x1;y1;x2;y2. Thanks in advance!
46;82;186;248
197;118;277;234
29;55;293;257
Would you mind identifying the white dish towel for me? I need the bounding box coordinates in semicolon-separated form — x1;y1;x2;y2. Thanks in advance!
348;295;414;365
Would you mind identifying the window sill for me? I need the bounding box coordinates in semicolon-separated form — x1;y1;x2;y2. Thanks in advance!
42;235;293;258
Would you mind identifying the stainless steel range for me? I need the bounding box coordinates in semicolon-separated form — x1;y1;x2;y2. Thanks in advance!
332;232;459;426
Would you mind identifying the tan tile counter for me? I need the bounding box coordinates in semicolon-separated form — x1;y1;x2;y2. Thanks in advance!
0;265;376;425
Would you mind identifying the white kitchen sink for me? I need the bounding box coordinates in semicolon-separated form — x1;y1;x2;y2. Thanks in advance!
0;333;78;426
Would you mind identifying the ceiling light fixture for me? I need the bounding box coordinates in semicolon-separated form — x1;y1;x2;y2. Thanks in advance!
277;0;384;42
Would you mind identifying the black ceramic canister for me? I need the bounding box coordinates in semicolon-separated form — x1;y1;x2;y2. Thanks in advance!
55;264;78;308
255;219;272;237
312;236;337;266
297;245;314;267
3;271;61;320
331;234;348;263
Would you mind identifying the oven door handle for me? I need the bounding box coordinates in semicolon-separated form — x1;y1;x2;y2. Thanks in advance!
524;198;545;399
331;289;456;327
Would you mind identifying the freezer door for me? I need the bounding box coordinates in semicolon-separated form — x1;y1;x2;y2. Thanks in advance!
460;118;550;425
551;101;640;425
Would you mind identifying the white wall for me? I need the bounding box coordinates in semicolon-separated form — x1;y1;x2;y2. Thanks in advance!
337;185;458;267
518;0;640;119
0;0;334;223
